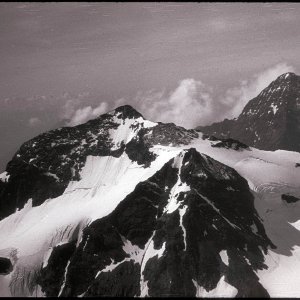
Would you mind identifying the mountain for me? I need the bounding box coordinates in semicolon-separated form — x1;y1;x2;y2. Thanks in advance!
0;105;197;220
0;103;300;297
197;72;300;152
39;148;272;297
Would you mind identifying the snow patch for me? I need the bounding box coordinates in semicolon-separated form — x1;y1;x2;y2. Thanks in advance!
219;250;229;266
42;248;54;268
45;172;59;181
58;261;70;296
226;186;235;191
164;151;191;214
164;181;190;214
270;103;279;115
195;170;207;179
251;223;259;234
142;119;157;128
109;116;156;150
95;258;126;278
179;206;188;251
140;235;165;297
121;237;143;264
289;220;300;231
0;171;10;182
192;275;238;297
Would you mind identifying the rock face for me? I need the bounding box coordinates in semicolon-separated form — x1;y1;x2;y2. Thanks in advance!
0;257;13;275
38;149;272;297
281;194;300;203
202;135;250;151
198;72;300;152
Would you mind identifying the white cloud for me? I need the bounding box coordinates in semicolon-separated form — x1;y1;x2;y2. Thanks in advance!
114;97;127;107
66;102;109;126
28;117;41;127
56;63;297;130
134;62;296;128
61;98;81;120
60;92;92;120
221;62;296;118
137;79;214;129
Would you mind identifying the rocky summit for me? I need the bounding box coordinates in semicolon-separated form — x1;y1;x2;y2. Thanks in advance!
198;72;300;152
0;75;300;297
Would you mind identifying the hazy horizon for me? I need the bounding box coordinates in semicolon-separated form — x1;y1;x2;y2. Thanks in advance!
1;2;300;171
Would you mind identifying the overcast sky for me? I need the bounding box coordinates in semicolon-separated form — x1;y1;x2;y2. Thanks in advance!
1;2;300;171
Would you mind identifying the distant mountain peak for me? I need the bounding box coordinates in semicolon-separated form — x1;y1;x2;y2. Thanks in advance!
276;71;297;81
265;72;300;91
198;72;300;152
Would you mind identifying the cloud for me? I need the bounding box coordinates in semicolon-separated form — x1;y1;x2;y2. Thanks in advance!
221;62;296;118
28;117;41;127
134;62;296;128
59;91;111;126
55;62;297;129
61;98;81;120
137;79;214;129
60;92;92;120
66;102;109;126
114;97;127;107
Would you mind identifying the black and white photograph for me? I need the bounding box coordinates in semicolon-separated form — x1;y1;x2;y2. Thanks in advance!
0;2;300;297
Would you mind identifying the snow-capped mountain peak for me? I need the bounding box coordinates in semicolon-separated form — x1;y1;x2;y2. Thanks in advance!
198;72;300;152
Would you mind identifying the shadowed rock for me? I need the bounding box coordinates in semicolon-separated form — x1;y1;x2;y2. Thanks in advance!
0;257;13;275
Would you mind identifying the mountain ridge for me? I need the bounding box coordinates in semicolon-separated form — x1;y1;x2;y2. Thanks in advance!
197;72;300;152
0;105;199;220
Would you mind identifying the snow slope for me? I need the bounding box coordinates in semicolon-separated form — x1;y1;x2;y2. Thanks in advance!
0;145;182;296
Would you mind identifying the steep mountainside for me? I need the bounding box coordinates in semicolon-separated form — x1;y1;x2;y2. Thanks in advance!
39;149;272;297
0;105;196;220
198;72;300;152
0;104;300;297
